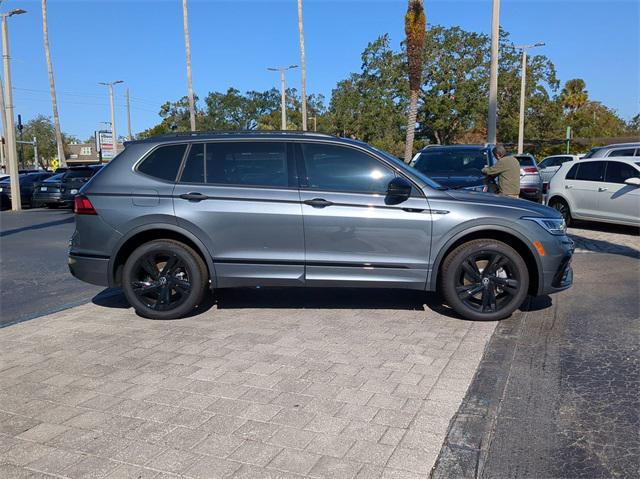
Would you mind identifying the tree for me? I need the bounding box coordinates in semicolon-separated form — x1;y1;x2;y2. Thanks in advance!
41;0;66;167
403;0;426;162
18;115;74;168
560;78;588;113
628;114;640;136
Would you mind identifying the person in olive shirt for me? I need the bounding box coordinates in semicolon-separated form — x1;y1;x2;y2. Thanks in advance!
482;144;521;198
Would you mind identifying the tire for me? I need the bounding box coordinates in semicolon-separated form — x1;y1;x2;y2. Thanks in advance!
549;197;571;226
440;239;529;321
122;239;208;320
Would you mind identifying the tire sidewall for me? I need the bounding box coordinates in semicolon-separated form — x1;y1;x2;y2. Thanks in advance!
122;240;206;320
442;240;530;321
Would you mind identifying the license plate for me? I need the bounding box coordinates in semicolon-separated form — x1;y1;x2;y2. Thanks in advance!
41;186;47;191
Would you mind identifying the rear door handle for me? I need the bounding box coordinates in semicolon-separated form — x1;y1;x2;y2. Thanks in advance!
598;187;608;192
179;192;208;201
303;198;333;208
402;208;425;213
565;185;573;189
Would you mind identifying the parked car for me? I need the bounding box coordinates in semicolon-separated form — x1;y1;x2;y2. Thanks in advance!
32;165;103;208
546;157;640;227
410;144;497;192
538;154;581;183
581;142;640;159
69;132;574;322
0;171;54;208
514;154;543;202
31;172;65;208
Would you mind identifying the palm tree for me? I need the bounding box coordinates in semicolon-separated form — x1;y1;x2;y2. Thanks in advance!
403;0;426;163
41;0;66;167
182;0;196;131
560;78;588;113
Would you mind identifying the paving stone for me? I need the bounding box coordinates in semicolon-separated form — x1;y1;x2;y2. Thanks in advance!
371;409;414;429
341;420;387;443
201;415;246;435
268;448;320;475
25;448;83;476
387;446;438;475
63;455;119;479
345;440;394;466
267;426;316;449
159;426;208;450
17;423;69;443
2;441;55;466
228;440;282;467
145;447;200;474
233;420;279;442
110;440;166;465
104;464;159;479
305;434;355;458
184;455;242;478
304;414;350;436
308;456;362;479
335;404;379;422
193;433;244;458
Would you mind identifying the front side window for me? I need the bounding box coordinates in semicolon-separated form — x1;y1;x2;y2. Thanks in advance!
608;148;637;157
180;142;288;188
137;144;187;182
301;143;395;194
604;161;640;184
575;161;605;182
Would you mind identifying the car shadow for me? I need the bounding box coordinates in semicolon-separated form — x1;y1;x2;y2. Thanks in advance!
0;216;74;237
91;286;530;322
569;234;640;259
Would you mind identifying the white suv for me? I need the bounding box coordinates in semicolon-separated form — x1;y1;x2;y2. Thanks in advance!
538;154;581;183
546;157;640;227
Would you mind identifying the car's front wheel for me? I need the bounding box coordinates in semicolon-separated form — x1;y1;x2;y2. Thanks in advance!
440;239;529;321
122;239;208;319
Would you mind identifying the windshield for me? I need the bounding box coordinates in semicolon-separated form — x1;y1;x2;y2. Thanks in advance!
582;148;601;159
412;149;488;177
370;146;445;190
515;156;536;166
64;168;93;179
44;173;64;182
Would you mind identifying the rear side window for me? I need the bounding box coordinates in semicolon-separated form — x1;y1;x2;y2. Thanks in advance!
566;164;579;180
575;161;605;181
180;142;289;188
604;162;639;183
137;144;187;181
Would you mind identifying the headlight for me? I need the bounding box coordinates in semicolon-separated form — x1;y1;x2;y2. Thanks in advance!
522;216;567;235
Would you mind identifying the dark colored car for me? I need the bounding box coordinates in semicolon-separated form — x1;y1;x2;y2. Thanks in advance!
0;172;54;208
410;144;497;191
32;165;103;208
31;172;65;208
69;131;574;322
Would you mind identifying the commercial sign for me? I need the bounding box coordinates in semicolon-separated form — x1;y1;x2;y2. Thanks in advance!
95;130;115;160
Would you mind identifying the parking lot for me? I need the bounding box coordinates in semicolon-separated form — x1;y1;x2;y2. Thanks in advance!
1;208;638;478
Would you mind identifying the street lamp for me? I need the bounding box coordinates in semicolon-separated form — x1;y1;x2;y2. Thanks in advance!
99;80;123;159
1;7;27;211
268;65;298;130
514;42;545;154
487;0;500;145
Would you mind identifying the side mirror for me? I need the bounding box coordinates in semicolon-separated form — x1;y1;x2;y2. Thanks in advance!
386;177;412;204
624;177;640;187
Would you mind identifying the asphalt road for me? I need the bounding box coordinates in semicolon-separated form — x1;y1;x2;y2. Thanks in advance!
0;208;105;326
433;251;640;478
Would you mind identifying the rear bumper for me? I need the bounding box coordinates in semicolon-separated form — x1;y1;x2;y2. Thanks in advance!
68;253;110;287
32;192;67;206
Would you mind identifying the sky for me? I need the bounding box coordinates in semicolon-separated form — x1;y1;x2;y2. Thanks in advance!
7;0;640;141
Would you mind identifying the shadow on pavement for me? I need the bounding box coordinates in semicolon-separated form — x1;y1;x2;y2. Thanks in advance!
570;220;639;236
570;234;640;259
0;216;74;237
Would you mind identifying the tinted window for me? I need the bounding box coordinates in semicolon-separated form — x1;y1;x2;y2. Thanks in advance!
558;156;573;164
539;158;554;168
582;148;601;159
64;168;93;179
301;143;395;194
566;164;579;180
604;161;639;184
516;156;536;166
575;161;605;181
608;148;636;157
138;144;187;181
181;142;288;188
412;149;488;176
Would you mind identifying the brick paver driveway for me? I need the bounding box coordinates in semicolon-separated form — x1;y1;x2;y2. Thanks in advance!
0;289;495;479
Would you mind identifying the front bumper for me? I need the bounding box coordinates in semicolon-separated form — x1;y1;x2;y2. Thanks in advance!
539;235;574;295
68;253;110;287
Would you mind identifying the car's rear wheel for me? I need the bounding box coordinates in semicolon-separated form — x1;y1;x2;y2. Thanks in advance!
549;198;571;226
122;239;208;320
441;239;529;321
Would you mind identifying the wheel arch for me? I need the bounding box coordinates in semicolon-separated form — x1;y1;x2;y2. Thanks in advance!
109;224;215;289
429;226;542;296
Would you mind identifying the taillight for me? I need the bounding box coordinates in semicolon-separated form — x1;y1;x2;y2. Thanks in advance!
74;195;97;215
523;167;538;174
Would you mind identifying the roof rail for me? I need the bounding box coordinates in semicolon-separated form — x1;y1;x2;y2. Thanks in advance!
148;130;337;139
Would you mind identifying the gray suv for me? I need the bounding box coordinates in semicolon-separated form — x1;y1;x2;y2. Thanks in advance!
69;131;574;321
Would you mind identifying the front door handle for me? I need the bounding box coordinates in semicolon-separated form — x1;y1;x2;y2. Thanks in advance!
565;185;573;189
303;198;333;208
598;187;608;192
179;192;208;202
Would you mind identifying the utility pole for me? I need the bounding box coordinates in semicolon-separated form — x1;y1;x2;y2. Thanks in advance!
2;8;26;211
297;0;308;131
268;65;298;130
126;87;132;140
99;80;123;159
0;73;6;173
17;113;22;165
487;0;500;145
182;0;196;131
41;0;66;168
515;42;545;154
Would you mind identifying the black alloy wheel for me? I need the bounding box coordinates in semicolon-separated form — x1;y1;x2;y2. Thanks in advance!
441;239;529;321
122;239;207;319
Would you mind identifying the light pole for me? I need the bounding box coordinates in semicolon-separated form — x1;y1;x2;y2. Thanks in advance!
268;65;298;130
297;0;308;131
126;87;132;140
99;80;123;159
2;7;26;211
487;0;500;145
515;42;545;154
182;0;196;131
